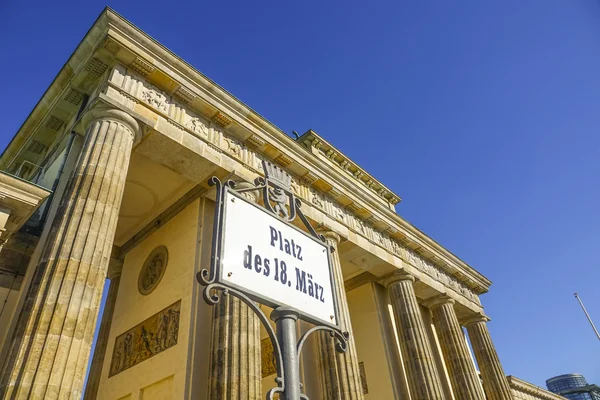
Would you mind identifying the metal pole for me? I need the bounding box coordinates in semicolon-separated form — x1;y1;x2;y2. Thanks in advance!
271;307;301;400
574;293;600;340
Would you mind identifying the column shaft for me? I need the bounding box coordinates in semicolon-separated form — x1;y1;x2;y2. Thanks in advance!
209;295;261;399
429;298;486;400
466;318;513;400
316;231;363;400
386;274;445;400
0;106;138;400
208;183;261;400
83;261;123;400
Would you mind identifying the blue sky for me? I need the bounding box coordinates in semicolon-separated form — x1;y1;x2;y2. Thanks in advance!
2;0;599;390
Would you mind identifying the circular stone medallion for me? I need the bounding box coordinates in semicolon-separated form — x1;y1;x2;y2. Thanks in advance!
138;246;168;295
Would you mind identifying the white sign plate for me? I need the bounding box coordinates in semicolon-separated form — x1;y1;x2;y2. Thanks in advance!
220;189;337;326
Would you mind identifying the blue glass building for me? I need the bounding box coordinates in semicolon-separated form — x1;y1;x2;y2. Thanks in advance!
546;374;600;400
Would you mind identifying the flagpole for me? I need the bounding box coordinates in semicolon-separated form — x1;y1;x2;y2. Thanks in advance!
574;293;600;340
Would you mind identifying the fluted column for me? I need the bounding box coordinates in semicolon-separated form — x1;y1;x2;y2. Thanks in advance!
208;182;261;399
316;230;363;400
428;296;486;400
385;272;445;400
464;315;513;400
0;105;139;400
83;259;123;400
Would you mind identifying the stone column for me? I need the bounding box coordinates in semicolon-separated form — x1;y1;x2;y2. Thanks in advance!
316;230;364;400
83;259;123;400
464;315;513;400
385;272;445;400
0;105;139;400
427;295;486;400
208;182;261;399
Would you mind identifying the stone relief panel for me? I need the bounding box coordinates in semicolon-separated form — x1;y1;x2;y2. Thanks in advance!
185;116;209;137
224;136;243;159
106;66;480;303
138;246;168;295
141;87;169;112
109;300;181;376
309;187;324;210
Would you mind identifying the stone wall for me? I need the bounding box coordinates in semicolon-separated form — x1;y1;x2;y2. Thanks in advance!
96;200;204;399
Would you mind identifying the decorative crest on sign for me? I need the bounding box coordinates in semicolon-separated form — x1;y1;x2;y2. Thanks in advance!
264;161;292;189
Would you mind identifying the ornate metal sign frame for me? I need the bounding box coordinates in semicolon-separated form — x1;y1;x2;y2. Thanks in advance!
197;161;348;400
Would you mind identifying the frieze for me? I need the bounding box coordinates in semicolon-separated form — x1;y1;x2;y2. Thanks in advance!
141;86;169;113
185;117;208;137
106;67;480;302
309;187;324;209
109;300;181;376
301;134;400;205
224;136;243;159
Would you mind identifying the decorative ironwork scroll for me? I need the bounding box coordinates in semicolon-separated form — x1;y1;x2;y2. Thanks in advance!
197;161;349;399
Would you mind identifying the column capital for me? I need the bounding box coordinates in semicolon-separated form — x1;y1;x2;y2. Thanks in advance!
317;229;341;246
461;313;490;327
382;270;416;288
423;294;455;310
82;103;141;143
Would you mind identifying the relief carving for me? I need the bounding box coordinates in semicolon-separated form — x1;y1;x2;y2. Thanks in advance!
373;230;385;245
290;178;300;195
224;137;243;158
138;246;168;295
332;202;346;222
310;187;324;208
355;217;367;235
186;116;208;136
141;88;169;112
405;247;477;301
110;300;181;376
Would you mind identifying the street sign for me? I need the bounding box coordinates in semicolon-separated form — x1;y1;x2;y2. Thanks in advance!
197;165;349;400
220;189;337;327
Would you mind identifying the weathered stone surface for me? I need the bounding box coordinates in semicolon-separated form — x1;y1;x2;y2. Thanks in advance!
385;272;445;400
316;231;364;400
465;316;513;400
0;106;138;400
209;295;261;399
208;182;262;400
83;260;123;400
429;296;486;400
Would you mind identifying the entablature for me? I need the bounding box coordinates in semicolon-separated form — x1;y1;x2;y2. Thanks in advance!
296;130;401;207
99;61;489;302
0;8;492;303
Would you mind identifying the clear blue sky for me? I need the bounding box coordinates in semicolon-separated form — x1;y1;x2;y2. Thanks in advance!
2;0;599;390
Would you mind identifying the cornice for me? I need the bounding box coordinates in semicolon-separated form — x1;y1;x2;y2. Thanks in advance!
0;172;51;206
507;376;566;400
297;130;401;206
0;9;110;171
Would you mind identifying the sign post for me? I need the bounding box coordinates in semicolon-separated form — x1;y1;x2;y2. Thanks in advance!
197;161;348;400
